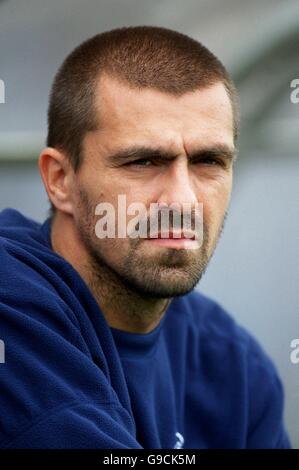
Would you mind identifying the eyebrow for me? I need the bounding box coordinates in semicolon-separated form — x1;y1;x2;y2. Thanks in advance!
107;144;238;165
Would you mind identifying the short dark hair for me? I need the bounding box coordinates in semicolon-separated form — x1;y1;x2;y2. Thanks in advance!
46;26;239;215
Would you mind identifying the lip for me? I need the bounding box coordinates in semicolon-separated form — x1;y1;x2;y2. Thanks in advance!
148;231;197;240
145;233;199;250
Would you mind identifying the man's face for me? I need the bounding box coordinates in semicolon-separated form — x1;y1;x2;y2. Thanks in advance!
71;75;235;298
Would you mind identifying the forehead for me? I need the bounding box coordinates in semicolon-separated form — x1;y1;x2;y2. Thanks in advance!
94;74;234;151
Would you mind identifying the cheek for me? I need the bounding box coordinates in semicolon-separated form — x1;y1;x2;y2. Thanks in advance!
92;232;132;268
199;178;232;228
201;181;231;211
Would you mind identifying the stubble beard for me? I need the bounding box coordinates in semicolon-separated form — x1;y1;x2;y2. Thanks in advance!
75;189;227;299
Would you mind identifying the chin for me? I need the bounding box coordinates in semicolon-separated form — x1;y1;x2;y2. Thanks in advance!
126;273;202;298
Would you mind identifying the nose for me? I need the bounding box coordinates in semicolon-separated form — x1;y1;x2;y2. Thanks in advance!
156;156;198;208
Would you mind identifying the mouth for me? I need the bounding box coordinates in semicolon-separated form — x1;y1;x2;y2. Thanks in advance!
145;231;199;250
149;230;196;240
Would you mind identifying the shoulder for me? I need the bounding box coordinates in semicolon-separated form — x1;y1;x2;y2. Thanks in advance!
0;209;81;338
178;289;248;344
179;289;279;380
176;290;290;448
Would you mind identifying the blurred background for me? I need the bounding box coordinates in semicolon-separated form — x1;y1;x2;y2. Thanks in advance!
0;0;298;447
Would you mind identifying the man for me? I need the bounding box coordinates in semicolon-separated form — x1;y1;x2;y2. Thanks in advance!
0;26;290;448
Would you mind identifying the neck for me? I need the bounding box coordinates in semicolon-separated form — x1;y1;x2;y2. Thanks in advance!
50;212;171;334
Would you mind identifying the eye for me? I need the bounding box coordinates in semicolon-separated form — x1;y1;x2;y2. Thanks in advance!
193;157;224;167
126;159;153;167
201;158;219;165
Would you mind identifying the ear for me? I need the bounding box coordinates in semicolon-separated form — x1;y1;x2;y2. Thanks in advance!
38;147;75;215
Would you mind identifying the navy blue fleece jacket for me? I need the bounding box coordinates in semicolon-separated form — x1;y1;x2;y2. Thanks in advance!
0;208;290;448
